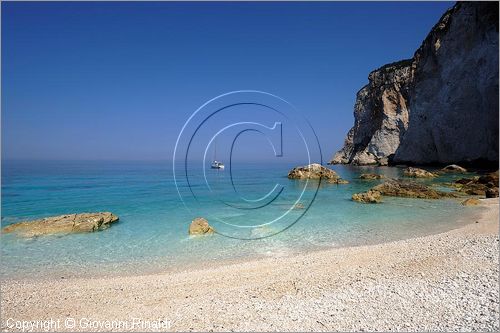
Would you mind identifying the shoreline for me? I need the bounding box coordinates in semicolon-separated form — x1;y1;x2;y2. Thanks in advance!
0;197;482;282
1;198;499;331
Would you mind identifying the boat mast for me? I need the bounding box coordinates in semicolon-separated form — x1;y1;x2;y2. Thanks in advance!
213;139;217;161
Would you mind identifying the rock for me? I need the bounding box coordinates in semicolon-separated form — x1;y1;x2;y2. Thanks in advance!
328;178;350;184
360;174;384;180
331;2;498;166
460;183;490;196
2;212;119;238
434;182;461;189
378;157;389;166
461;198;481;206
352;190;382;204
486;188;499;198
372;179;456;199
293;202;305;209
454;172;499;196
189;217;215;236
455;177;479;185
403;167;436;178
288;163;346;183
478;171;499;186
442;165;468;173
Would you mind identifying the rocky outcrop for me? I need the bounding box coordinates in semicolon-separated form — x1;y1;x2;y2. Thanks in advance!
189;217;215;236
327;178;350;184
441;164;467;173
453;171;499;196
2;212;119;238
486;188;499;198
403;167;436;178
352;190;382;204
372;179;456;199
460;184;488;196
461;198;480;206
288;163;347;183
331;2;499;166
359;173;384;180
331;60;412;165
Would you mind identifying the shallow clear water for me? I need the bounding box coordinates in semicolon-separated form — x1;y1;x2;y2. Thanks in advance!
1;160;481;279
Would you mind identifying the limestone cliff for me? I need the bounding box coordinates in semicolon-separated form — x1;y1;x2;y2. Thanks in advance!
331;60;412;165
331;2;499;166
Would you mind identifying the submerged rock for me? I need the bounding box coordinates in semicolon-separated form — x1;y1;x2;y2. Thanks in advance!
189;217;215;236
352;190;382;204
359;173;384;180
461;198;481;206
2;212;119;238
460;183;490;196
403;167;436;178
454;171;499;196
288;163;347;183
293;202;305;209
327;178;350;184
486;188;499;198
372;180;456;199
442;164;468;173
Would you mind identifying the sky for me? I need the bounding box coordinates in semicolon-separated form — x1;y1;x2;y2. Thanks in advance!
2;1;453;162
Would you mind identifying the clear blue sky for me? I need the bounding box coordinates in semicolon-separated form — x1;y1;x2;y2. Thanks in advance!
2;1;453;161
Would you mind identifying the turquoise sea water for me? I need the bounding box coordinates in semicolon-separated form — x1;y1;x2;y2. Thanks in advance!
1;160;480;279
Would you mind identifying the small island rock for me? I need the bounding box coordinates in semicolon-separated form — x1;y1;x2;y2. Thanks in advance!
189;217;215;236
328;178;350;184
372;180;456;199
442;164;467;173
2;212;119;238
288;163;337;180
352;190;382;204
359;174;384;180
403;167;436;178
454;171;499;196
288;163;348;184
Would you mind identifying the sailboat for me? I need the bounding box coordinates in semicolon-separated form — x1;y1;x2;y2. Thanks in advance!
211;139;224;169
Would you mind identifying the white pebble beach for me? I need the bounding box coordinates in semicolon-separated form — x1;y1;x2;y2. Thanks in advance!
1;199;499;332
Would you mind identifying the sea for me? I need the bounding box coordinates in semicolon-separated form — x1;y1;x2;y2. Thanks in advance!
1;160;481;279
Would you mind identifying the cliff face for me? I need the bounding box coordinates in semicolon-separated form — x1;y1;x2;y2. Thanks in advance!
394;2;499;164
331;2;499;166
332;60;412;165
